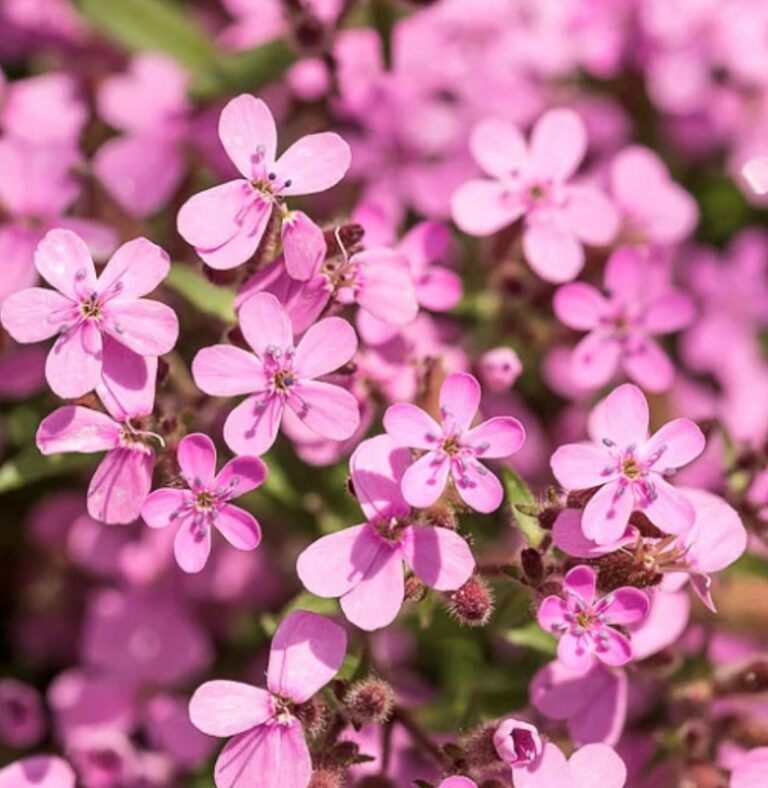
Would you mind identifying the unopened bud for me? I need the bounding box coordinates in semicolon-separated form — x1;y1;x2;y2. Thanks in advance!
423;503;458;531
566;488;599;509
478;347;523;392
520;548;543;584
405;575;427;602
538;506;559;530
328;739;360;766
295;697;330;739
591;551;662;592
309;769;344;788
463;721;500;768
344;678;395;725
445;577;494;626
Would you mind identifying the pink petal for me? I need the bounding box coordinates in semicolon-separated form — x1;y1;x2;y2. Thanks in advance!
742;156;768;195
557;631;595;673
563;565;597;605
273;132;351;196
266;610;347;703
98;341;157;420
641;418;706;470
523;219;584;283
416;265;463;312
0;756;76;788
563;185;619;246
642;476;695;534
0;226;39;304
97;237;171;299
729;746;768;788
56;216;117;263
282;210;326;281
383;403;442;450
214;504;262;550
196;197;272;271
621;338;674;393
553;283;609;330
680;488;747;573
582;479;634;545
46;323;103;399
469;117;528;178
35;228;96;300
354;248;419;326
349;434;411;520
464;416;526;459
239;291;294;356
536;595;569;632
552;509;633;558
176;180;253;252
218;94;277;179
529;108;586;181
642;291;695;334
340;545;405;631
140;488;187;528
356;309;400;346
401;525;474;590
177;433;217;485
287;380;360;441
603;246;644;301
214;724;311;788
628;589;690;660
451;179;525;236
223;393;284;456
593;383;649;448
36;406;119;454
174;518;212;573
1;287;74;342
189;680;273;737
440;779;477;788
214;455;267;496
87;447;154;524
595;627;633;668
400;451;450;509
192;345;266;397
104;298;179;356
293;316;357;379
440;372;480;432
603;588;649;626
514;742;572;788
571;332;622;389
568;744;627;788
454;461;504;513
297;524;381;597
550;443;616;490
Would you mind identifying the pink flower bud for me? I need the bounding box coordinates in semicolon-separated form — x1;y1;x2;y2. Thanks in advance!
479;347;523;392
493;718;543;767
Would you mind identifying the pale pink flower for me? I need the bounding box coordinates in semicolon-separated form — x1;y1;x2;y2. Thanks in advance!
731;747;768;788
177;94;350;273
192;292;360;456
36;356;159;525
478;347;524;392
297;435;475;631
0;756;76;788
1;229;177;399
384;372;526;513
513;742;627;788
452;108;618;282
537;565;649;673
554;247;695;392
141;433;266;574
550;384;705;543
742;156;768;195
189;610;346;788
493;718;543;767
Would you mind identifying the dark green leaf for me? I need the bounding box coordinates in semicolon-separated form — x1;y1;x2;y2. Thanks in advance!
501;466;544;546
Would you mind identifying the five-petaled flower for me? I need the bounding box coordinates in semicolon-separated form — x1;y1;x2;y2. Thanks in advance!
383;372;526;513
189;610;346;788
141;433;266;573
550;383;706;543
538;565;650;673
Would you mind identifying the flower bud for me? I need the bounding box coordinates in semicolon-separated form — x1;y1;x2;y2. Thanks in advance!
445;576;494;627
405;575;427;602
295;696;330;739
309;769;344;788
520;548;543;584
493;718;542;767
344;677;395;725
463;721;500;768
478;347;523;392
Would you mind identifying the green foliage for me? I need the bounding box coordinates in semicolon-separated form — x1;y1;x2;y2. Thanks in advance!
501;465;545;546
164;264;236;323
502;621;557;656
0;447;94;494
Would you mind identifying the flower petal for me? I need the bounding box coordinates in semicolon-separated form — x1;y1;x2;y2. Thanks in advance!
383;403;442;450
563;565;597;606
642;291;695;334
98;237;170;299
176;433;217;485
282;210;326;281
293;316;357;380
595;627;633;668
1;287;74;342
464;416;526;459
529;108;586;181
563;185;619;246
514;742;572;788
523;219;584;283
238;291;294;356
349;434;411;521
557;631;595;673
553;283;609;330
621;338;674;393
401;525;474;590
176;180;253;251
87;447;154;524
550;443;617;490
537;595;569;632
99;338;157;419
571;332;622;390
219;94;277;179
189;680;273;737
451;179;525;236
591;383;649;449
641;418;706;470
140;488;187;528
440;372;480;432
174;518;212;573
35;228;96;299
568;743;627;788
214;455;267;496
287;380;360;441
454;460;504;513
223;393;284;457
46;323;103;399
274;132;351;196
642;476;696;534
469;117;528;178
603;588;650;626
582;480;634;545
400;451;450;509
214;505;262;551
340;545;404;631
104;298;179;356
192;345;266;397
196;197;272;271
36;406;119;454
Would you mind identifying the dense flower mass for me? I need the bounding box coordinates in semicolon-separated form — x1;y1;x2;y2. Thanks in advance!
1;1;768;787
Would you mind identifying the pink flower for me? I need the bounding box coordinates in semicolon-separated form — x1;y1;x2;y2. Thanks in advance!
192;292;360;456
553;247;695;392
439;779;477;788
141;433;266;574
550;383;705;543
731;747;768;788
297;434;475;630
743;156;768;195
478;347;524;392
0;756;76;788
383;372;526;513
36;357;159;524
1;229;177;399
177;94;351;272
537;565;649;673
451;109;618;282
0;679;45;749
513;742;627;788
189;610;346;788
493;718;543;767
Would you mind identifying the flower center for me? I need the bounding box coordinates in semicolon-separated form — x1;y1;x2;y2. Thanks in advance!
511;729;538;763
79;293;103;320
195;490;216;511
621;456;642;480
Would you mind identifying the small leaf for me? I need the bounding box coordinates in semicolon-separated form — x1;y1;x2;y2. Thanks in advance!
0;447;94;494
164;264;236;323
502;622;557;655
501;466;544;546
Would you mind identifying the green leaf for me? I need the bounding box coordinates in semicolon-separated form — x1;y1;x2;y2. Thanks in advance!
281;590;340;618
502;622;557;655
0;447;94;494
164;264;236;323
501;466;544;546
73;0;218;71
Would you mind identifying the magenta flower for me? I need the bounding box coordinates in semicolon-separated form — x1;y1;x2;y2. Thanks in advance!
0;229;178;399
383;372;526;513
189;610;346;788
0;680;45;749
0;756;76;788
141;433;266;574
193;292;359;456
451;109;618;282
554;247;695;392
177;94;351;272
493;718;543;768
36;357;159;525
297;434;475;631
537;565;650;673
550;384;706;543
